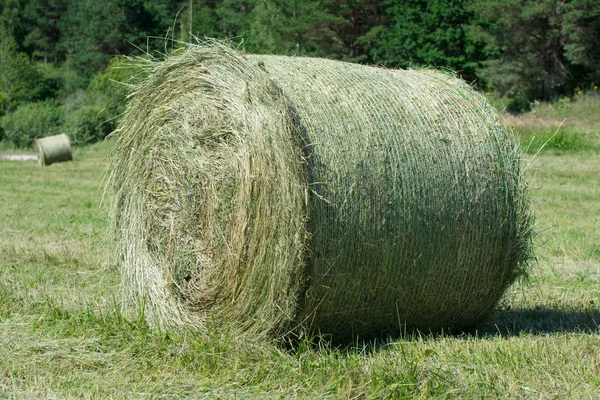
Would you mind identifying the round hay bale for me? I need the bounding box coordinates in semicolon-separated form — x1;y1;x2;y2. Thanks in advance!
108;44;532;342
35;133;73;166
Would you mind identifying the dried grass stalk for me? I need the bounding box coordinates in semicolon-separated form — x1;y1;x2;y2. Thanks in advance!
108;43;532;342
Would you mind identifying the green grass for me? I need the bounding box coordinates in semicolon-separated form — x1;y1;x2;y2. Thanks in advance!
517;126;598;153
1;134;599;398
529;92;600;121
500;92;600;154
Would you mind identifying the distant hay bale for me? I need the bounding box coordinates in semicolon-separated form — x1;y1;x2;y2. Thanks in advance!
108;43;532;342
35;133;73;166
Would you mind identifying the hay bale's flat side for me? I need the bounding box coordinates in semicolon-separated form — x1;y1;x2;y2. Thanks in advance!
109;44;532;341
109;47;310;338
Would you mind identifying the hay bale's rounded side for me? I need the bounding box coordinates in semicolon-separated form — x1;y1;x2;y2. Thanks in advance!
35;133;73;166
254;56;531;339
109;44;531;341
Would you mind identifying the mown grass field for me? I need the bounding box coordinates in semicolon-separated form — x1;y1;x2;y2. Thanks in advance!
0;96;599;398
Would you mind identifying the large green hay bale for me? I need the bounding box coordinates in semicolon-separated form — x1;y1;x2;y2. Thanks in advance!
35;133;73;166
109;44;532;342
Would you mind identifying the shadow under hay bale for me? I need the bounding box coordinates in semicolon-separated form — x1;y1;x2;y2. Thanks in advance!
108;43;533;343
35;133;73;166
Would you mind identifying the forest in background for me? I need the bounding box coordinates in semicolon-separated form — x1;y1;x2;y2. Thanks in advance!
1;0;599;147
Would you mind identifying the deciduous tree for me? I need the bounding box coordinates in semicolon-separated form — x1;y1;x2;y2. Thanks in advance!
0;31;42;114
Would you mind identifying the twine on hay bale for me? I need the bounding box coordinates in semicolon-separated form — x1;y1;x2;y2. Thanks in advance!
108;43;532;342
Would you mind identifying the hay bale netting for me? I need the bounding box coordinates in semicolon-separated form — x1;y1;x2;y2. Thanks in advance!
35;133;73;166
108;44;532;342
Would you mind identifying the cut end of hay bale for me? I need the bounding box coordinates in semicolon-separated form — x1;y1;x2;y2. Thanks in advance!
108;42;533;342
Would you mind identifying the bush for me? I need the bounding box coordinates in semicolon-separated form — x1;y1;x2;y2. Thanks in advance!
54;57;141;147
485;92;532;114
506;95;532;114
63;90;120;145
63;104;114;145
88;56;142;96
1;101;63;148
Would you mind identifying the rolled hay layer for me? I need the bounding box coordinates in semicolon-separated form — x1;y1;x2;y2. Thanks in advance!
109;44;532;342
35;133;73;166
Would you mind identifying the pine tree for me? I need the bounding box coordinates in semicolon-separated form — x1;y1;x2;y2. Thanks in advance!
216;0;255;38
22;0;68;63
326;0;385;61
471;0;568;103
244;0;341;56
563;0;600;85
59;0;173;78
371;0;484;83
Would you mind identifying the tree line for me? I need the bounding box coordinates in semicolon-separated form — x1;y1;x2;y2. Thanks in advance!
1;0;599;146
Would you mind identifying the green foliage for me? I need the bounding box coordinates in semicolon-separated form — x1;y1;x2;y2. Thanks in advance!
1;100;63;147
325;0;386;61
215;0;255;38
61;88;120;146
371;0;485;83
245;0;343;56
181;2;219;42
0;32;44;114
472;0;577;103
22;0;68;63
0;92;6;115
59;1;127;78
562;0;600;85
63;103;112;146
59;0;169;79
0;0;25;48
2;0;599;132
518;127;596;154
87;56;142;96
79;56;145;145
506;95;532;114
35;62;64;100
59;65;88;94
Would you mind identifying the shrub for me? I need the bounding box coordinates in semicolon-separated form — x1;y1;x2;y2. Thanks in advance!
506;95;532;114
1;101;63;148
88;56;142;97
63;104;114;145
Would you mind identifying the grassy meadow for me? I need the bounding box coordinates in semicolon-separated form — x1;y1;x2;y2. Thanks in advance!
0;95;599;398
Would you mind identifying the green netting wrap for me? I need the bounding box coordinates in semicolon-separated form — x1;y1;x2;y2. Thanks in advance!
109;43;532;342
35;133;73;166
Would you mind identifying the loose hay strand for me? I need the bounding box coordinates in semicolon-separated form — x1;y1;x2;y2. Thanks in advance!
108;43;532;342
